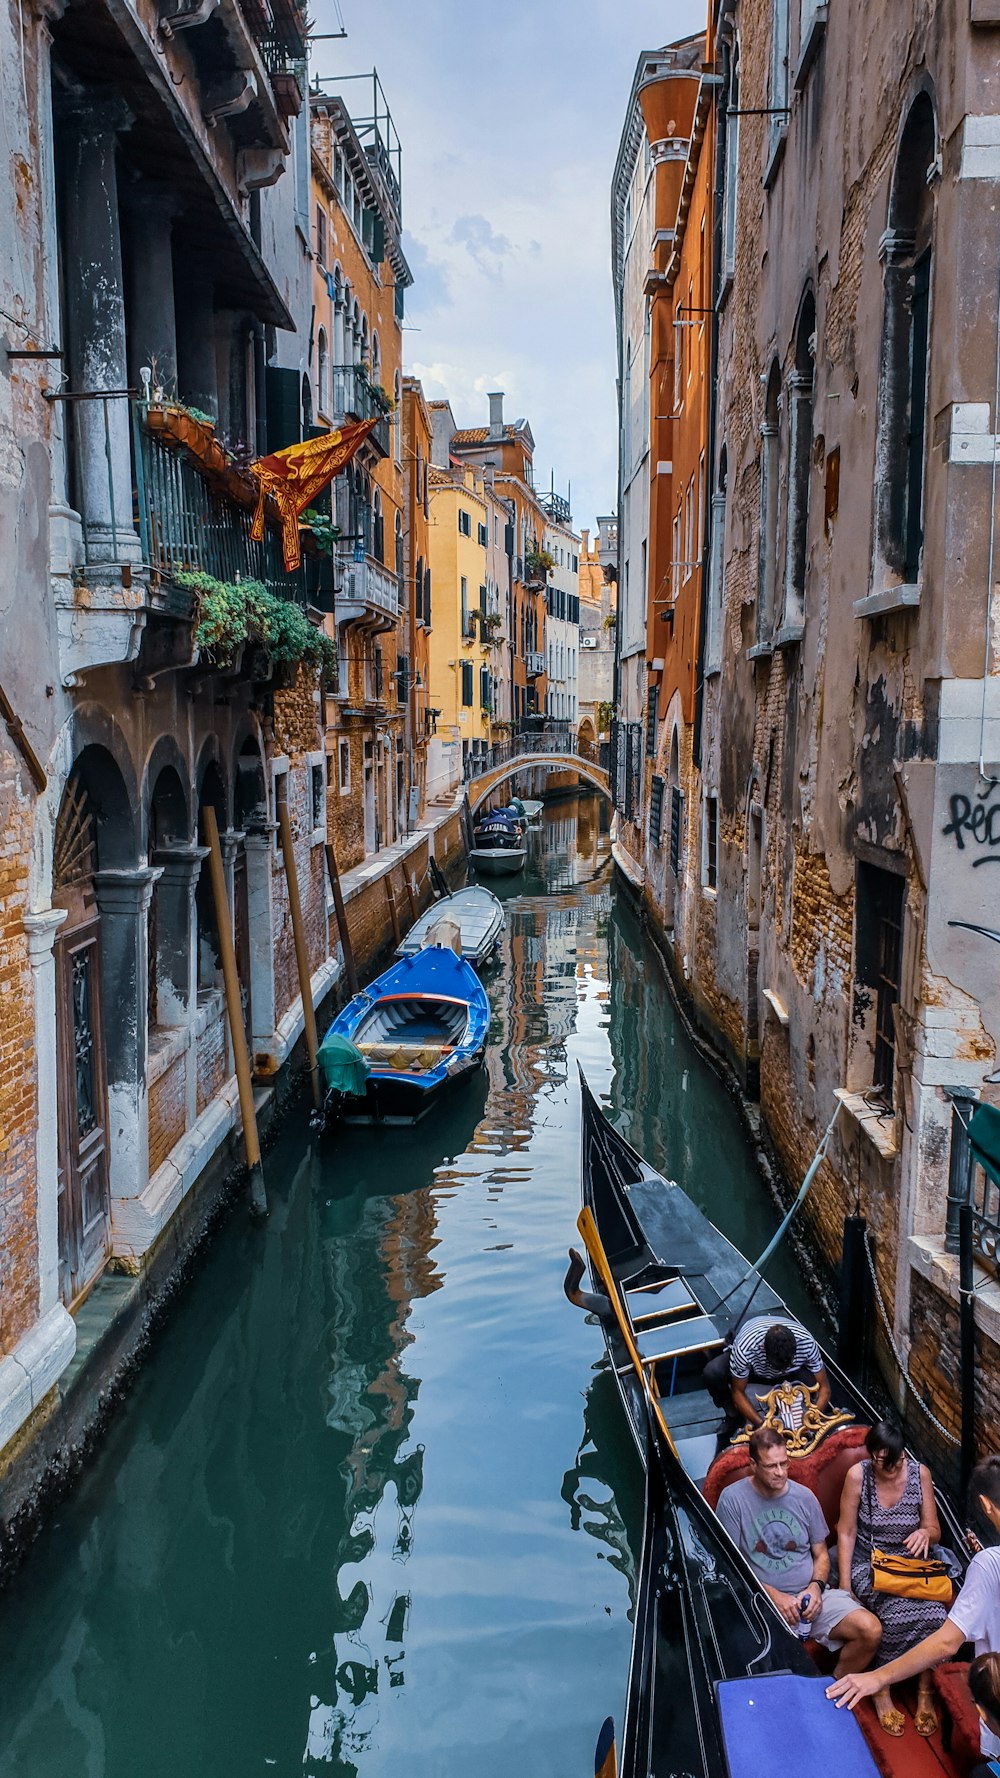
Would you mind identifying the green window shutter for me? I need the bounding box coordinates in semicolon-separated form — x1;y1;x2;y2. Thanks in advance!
461;661;473;706
265;366;303;454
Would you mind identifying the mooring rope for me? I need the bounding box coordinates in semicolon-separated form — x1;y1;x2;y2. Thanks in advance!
862;1233;960;1448
718;1101;843;1316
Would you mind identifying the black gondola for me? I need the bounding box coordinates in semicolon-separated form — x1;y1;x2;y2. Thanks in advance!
568;1070;972;1778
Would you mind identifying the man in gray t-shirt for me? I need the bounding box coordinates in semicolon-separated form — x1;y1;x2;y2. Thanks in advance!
717;1426;881;1675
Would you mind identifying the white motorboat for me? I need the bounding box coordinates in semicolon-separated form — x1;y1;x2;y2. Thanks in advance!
469;841;527;877
397;885;505;969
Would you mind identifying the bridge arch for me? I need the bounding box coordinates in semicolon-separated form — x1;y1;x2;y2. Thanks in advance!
467;749;610;817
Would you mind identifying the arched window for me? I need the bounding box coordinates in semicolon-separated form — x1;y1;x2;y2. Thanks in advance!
301;373;312;437
317;328;328;418
395;509;403;581
393;370;402;463
372;487;384;561
414;554;423;623
371;331;381;388
360;313;369;372
874;93;936;587
706;446;727;670
783;290;815;627
333;267;344;364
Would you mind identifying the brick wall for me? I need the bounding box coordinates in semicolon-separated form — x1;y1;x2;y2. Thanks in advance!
148;1051;186;1176
0;746;38;1358
196;1011;227;1116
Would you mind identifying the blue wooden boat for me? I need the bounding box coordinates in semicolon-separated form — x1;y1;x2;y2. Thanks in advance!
319;945;489;1122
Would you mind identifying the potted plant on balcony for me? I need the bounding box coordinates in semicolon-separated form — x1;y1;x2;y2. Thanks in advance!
300;508;341;557
271;67;303;118
524;546;555;582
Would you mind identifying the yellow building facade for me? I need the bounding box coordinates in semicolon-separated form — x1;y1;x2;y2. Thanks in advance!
426;467;501;793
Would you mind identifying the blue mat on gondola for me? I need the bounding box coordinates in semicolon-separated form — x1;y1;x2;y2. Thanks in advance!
716;1675;878;1776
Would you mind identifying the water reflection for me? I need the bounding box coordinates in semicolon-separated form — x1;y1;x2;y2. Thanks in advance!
0;791;815;1778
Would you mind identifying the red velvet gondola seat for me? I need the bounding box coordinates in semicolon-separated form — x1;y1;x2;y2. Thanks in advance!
702;1423;870;1532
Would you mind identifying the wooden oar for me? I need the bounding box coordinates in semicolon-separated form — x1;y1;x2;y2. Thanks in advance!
594;1715;617;1778
576;1205;678;1458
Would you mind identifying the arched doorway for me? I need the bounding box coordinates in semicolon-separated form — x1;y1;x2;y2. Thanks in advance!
577;717;596;762
52;746;136;1304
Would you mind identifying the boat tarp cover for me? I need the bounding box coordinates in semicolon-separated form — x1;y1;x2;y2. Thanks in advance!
970;1102;1000;1190
716;1676;879;1777
318;1032;369;1097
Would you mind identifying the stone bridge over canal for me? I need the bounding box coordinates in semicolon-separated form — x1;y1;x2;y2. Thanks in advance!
465;738;609;817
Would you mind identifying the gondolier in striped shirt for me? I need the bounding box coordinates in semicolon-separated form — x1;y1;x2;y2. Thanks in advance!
704;1313;830;1429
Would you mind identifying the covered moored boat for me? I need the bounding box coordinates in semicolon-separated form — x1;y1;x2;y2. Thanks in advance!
469;808;526;876
319;946;489;1122
396;884;505;969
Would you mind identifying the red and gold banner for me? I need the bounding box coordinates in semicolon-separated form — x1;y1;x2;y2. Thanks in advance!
249;417;378;572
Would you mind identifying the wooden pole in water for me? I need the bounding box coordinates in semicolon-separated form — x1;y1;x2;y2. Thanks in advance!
402;864;417;925
275;776;321;1111
384;870;402;946
325;840;358;996
202;805;267;1218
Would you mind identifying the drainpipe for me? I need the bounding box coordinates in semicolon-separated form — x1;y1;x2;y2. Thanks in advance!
693;45;727;772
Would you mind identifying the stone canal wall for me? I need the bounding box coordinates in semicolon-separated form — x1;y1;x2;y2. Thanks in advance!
0;795;468;1581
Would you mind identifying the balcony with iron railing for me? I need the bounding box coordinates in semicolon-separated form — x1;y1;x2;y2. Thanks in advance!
328;364;391;459
334;548;400;634
53;393;326;684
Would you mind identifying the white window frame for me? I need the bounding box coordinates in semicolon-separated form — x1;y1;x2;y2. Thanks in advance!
338;737;351;796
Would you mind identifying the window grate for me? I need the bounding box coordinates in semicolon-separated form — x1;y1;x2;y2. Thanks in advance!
649;776;665;848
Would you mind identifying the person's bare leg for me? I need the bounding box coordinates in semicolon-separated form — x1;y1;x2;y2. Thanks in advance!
871;1686;904;1736
915;1671;938;1736
831;1608;882;1677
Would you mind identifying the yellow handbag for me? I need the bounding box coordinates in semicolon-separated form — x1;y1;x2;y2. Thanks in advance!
870;1547;952;1604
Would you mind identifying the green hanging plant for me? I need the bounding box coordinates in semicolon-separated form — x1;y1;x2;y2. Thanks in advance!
301;508;342;557
176;570;336;674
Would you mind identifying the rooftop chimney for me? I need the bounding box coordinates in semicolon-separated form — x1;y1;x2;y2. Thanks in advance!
487;391;504;438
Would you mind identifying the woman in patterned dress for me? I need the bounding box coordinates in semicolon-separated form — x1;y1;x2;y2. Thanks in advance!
837;1419;948;1738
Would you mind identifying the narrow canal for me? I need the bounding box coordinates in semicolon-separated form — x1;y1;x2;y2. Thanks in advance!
0;795;814;1778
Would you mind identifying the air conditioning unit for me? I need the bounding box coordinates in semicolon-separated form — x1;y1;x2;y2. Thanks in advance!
581;635;598;649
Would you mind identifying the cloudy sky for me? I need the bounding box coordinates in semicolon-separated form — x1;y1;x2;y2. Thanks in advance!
310;0;706;539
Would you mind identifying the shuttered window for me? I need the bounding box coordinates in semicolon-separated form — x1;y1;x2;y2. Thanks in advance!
649;775;665;848
669;786;684;876
461;661;473;706
645;685;658;757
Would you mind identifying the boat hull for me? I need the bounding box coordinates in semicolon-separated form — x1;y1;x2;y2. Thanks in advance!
322;947;490;1123
396;885;505;969
470;845;526;875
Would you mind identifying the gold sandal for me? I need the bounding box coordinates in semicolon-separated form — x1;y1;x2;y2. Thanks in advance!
914;1706;938;1738
876;1707;905;1737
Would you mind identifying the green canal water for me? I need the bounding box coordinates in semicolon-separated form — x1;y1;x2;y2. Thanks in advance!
0;795;814;1778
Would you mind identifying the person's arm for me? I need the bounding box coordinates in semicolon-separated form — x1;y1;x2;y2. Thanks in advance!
903;1463;940;1560
762;1582;803;1628
837;1466;861;1596
813;1363;830;1414
730;1376;763;1427
801;1539;831;1623
826;1619;965;1707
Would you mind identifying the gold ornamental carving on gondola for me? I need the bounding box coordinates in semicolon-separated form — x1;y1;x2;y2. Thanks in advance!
730;1382;854;1457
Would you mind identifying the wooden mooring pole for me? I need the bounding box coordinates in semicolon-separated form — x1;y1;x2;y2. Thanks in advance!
276;777;321;1111
325;840;358;996
384;870;402;947
202;805;267;1218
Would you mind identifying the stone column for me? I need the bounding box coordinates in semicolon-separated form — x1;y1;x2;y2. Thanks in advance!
60;96;142;564
122;184;180;396
23;907;68;1317
35;5;82;571
244;828;277;1051
93;866;159;1208
152;845;206;1130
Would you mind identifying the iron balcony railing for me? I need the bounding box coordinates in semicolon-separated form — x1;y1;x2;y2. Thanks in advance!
335;550;400;621
464;729;601;780
328;364;391;457
132;405;315;607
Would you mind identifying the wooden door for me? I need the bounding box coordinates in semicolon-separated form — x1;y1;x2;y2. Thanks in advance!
55;915;111;1306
